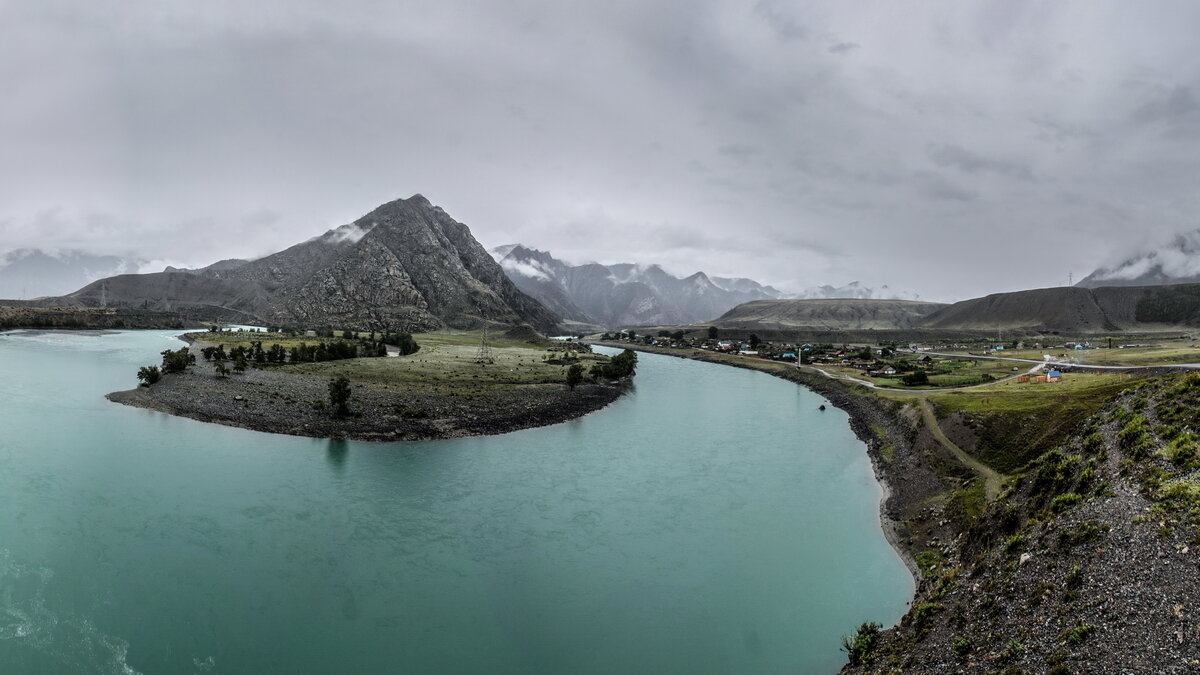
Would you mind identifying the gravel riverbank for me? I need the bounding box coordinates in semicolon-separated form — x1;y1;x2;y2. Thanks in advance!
109;365;626;442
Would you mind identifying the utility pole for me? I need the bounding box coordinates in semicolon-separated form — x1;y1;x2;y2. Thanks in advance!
476;324;493;364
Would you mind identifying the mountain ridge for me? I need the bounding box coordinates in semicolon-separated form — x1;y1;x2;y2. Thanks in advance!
491;244;783;327
31;195;560;333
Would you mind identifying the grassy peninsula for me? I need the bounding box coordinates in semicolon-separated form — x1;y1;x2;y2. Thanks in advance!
109;328;634;441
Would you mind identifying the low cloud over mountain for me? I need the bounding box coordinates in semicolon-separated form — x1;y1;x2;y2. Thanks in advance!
1078;230;1200;288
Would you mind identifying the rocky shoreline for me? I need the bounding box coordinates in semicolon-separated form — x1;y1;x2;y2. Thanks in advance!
109;365;628;442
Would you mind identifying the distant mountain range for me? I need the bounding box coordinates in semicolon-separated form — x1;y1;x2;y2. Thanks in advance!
489;244;921;327
713;298;948;332
24;195;559;333
1078;230;1200;288
489;244;788;327
0;249;148;299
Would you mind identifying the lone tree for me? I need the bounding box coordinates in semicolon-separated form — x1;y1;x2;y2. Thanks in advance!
566;363;584;390
213;359;230;378
136;365;161;386
328;376;352;417
233;352;248;374
708;326;719;340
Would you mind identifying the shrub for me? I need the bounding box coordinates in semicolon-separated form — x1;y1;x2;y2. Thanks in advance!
1030;451;1082;497
907;602;945;637
1065;564;1083;590
1050;492;1083;512
1059;622;1096;645
841;622;882;666
136;365;161;386
1158;478;1200;510
1004;533;1025;553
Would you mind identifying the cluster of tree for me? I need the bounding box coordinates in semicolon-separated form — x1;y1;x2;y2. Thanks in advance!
379;332;421;355
288;341;383;363
199;339;391;366
135;347;195;386
589;349;638;381
656;330;687;341
161;347;194;374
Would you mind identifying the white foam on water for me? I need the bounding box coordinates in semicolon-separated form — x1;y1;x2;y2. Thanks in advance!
0;549;143;675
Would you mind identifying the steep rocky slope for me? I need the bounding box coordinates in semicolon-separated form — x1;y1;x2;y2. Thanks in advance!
52;196;559;333
492;244;783;327
843;374;1200;673
712;298;946;331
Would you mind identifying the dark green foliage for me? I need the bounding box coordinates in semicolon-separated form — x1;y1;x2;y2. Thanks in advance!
1029;450;1082;499
1050;492;1083;512
1029;581;1055;606
233;353;248;374
328;376;352;417
213;359;230;378
905;602;945;637
671;330;685;341
595;349;638;380
1118;415;1153;459
1003;533;1025;553
1065;564;1083;590
997;502;1022;534
1058;520;1109;549
707;326;718;340
901;371;929;386
381;333;420;356
841;622;881;666
1058;622;1095;645
160;347;194;374
565;363;584;390
136;365;161;386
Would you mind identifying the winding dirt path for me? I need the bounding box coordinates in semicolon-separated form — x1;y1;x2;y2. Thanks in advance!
917;398;1003;501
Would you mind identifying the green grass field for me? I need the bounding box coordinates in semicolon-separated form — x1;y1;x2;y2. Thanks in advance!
276;331;605;389
964;342;1200;367
814;357;1023;389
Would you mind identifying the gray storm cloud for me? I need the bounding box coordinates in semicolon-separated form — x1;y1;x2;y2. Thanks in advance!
4;1;1200;301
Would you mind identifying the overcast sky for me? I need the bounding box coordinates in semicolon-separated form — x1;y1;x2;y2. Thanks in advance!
3;1;1200;301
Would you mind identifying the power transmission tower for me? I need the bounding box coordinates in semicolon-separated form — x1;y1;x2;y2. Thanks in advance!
476;324;493;363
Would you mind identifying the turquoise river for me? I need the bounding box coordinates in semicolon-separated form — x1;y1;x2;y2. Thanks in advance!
0;329;912;674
